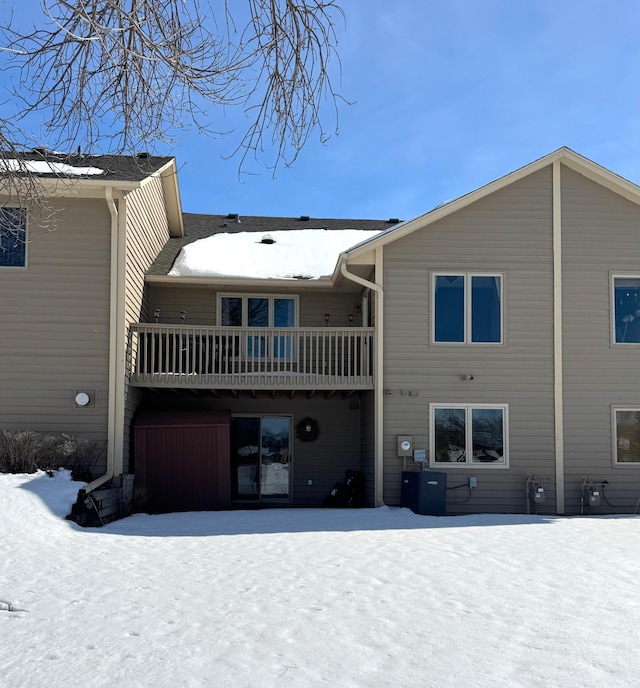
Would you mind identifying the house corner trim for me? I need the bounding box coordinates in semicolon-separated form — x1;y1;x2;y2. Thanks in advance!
553;161;565;513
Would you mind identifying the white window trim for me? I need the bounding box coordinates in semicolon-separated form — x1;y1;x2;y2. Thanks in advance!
611;406;640;467
217;293;299;327
610;274;640;346
0;206;28;269
429;403;509;469
431;271;504;345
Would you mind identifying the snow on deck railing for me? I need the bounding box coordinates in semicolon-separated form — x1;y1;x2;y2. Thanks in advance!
128;324;375;388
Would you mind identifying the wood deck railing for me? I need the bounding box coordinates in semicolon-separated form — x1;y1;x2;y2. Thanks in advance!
128;324;375;389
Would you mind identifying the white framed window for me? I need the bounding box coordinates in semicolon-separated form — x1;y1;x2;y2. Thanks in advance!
612;407;640;465
218;294;298;359
611;275;640;344
432;272;503;344
217;294;298;328
0;207;27;268
430;403;509;467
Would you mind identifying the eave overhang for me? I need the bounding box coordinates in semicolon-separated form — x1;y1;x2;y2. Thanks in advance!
339;147;640;266
145;274;346;291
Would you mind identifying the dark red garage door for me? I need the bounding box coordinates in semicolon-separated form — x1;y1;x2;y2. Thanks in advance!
134;411;231;513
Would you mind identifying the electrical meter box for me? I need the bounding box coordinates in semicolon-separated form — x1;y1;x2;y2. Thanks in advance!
401;471;447;516
533;487;546;504
588;489;601;507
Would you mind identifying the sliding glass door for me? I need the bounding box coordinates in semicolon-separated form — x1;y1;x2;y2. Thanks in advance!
230;416;292;501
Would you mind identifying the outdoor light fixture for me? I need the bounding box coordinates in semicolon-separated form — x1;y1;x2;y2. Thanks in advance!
324;313;330;326
153;309;160;323
75;392;90;407
348;314;354;325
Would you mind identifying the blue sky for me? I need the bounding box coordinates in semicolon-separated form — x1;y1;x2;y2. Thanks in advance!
3;1;639;221
179;0;640;220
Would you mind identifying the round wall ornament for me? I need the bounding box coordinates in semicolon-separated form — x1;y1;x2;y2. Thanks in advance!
296;417;320;442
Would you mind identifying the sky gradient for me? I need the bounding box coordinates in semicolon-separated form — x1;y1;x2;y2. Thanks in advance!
3;1;638;222
179;0;639;221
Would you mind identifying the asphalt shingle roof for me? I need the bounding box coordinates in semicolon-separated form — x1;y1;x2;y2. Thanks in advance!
148;213;397;276
0;150;173;182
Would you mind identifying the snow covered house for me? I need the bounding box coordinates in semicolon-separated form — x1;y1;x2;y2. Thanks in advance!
2;147;640;521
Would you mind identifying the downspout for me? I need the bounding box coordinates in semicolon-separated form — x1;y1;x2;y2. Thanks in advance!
340;251;385;507
80;187;122;495
553;161;565;513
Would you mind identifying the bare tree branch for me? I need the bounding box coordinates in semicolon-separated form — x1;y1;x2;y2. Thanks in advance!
0;1;345;172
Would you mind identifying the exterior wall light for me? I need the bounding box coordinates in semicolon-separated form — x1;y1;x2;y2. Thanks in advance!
75;392;91;407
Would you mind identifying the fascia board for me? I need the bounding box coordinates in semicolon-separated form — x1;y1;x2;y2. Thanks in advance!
343;147;640;263
558;151;640;206
0;176;141;200
36;177;142;194
344;149;569;262
145;274;341;290
144;159;183;237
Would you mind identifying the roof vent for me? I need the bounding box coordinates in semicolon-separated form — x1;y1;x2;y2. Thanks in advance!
299;215;310;221
137;152;150;159
387;218;401;224
31;147;49;157
227;213;238;220
261;234;276;244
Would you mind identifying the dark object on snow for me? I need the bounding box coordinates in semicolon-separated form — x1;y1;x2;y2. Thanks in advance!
322;469;364;508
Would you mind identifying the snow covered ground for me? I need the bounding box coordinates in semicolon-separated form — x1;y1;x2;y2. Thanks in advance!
1;471;639;688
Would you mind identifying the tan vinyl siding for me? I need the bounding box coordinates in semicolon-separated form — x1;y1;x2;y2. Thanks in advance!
125;177;171;325
561;165;640;513
148;285;216;326
123;177;172;467
0;198;111;466
132;391;363;506
381;168;557;513
147;285;364;328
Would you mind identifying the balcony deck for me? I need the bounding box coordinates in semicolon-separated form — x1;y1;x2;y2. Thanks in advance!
128;324;375;392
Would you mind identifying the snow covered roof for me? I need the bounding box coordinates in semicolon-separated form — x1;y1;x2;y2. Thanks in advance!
168;228;384;280
148;213;392;278
0;159;105;176
0;151;174;181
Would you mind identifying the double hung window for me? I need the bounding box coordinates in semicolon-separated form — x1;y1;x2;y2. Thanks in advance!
433;273;503;343
430;404;508;467
0;207;27;267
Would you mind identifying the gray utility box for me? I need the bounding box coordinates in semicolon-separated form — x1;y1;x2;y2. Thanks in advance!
401;471;447;516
